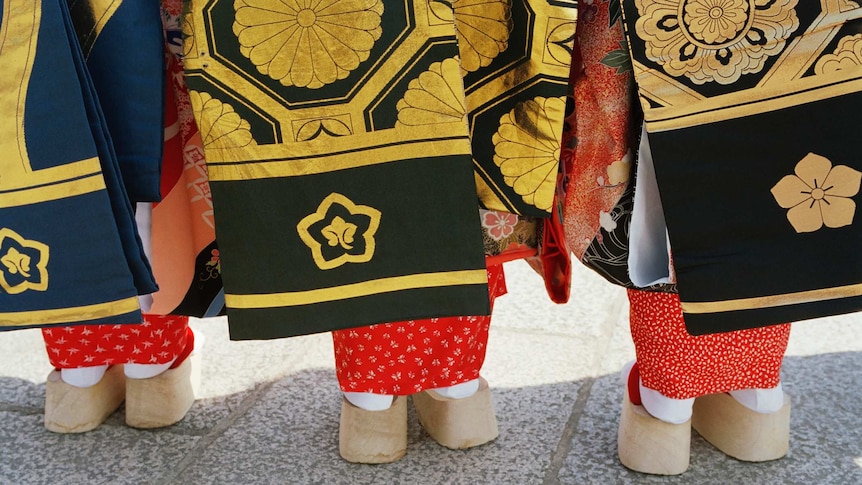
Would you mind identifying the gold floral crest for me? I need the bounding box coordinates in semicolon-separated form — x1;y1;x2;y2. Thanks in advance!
0;228;49;294
296;193;382;270
771;153;861;233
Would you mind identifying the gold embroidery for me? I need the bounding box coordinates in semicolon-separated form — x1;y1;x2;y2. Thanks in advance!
815;33;862;73
0;172;106;209
0;3;106;205
322;216;358;250
634;0;800;85
457;0;575;215
296;193;381;270
294;117;353;141
233;0;384;89
189;91;255;149
182;0;477;170
184;0;573;218
0;0;40;182
0;228;49;294
685;0;750;45
545;18;577;66
67;0;124;56
681;282;862;313
396;58;467;126
631;1;862;131
771;153;861;233
0;296;139;326
1;248;31;278
429;0;513;73
206;135;470;180
491;96;566;212
181;3;197;59
225;269;488;308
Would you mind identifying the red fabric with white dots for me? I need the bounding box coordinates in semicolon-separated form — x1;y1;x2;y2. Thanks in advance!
628;289;791;400
332;264;507;395
42;315;191;369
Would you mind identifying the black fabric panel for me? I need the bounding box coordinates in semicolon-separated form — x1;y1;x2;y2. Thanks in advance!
227;284;490;340
210;154;486;295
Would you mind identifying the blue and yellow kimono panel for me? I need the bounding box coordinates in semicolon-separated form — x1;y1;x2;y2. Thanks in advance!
0;0;155;329
620;1;862;334
182;0;491;339
66;0;165;203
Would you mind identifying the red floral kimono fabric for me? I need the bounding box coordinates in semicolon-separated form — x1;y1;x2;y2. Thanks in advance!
42;315;191;369
332;264;507;395
629;290;791;400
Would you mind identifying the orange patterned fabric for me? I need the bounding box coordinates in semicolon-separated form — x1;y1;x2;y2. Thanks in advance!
150;1;223;317
332;264;507;395
629;289;790;399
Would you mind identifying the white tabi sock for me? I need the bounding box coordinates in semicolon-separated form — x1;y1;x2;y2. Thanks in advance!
621;361;694;424
344;392;394;411
639;384;695;424
60;365;109;388
430;378;480;399
729;383;785;414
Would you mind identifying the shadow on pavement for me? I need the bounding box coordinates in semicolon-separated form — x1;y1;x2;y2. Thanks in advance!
0;353;859;484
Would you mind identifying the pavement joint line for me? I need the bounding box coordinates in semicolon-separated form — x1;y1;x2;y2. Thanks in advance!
154;380;277;485
541;290;628;484
0;404;42;416
541;377;596;485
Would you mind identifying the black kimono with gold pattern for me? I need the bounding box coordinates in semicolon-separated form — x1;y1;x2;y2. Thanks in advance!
619;0;862;334
182;0;577;339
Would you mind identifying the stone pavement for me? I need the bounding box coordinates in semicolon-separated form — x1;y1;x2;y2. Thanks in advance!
0;261;861;484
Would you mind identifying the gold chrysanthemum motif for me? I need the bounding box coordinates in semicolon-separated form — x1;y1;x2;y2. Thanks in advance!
634;0;799;84
771;153;862;233
815;33;862;74
189;91;254;149
233;0;383;89
429;0;513;73
492;96;566;212
684;0;749;44
396;58;467;126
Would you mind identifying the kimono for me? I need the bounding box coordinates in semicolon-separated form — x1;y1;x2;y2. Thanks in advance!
565;0;790;401
0;0;212;374
181;0;577;395
180;0;576;342
0;0;155;329
42;0;231;372
620;0;862;335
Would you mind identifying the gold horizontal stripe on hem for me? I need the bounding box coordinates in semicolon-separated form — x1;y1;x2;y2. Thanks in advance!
0;296;140;326
225;269;488;309
645;76;862;132
206;136;471;181
0;156;102;195
0;173;105;208
13;157;103;188
680;283;862;314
